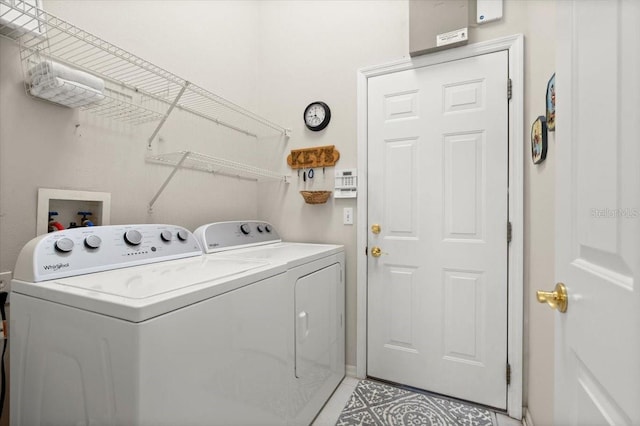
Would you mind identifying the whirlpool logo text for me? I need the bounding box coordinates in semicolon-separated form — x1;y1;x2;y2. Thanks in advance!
43;263;70;271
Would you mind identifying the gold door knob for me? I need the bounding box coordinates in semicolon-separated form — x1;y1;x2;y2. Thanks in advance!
371;246;382;257
371;224;381;234
536;282;568;313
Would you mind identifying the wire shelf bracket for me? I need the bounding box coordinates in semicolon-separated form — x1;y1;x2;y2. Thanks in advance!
147;82;189;148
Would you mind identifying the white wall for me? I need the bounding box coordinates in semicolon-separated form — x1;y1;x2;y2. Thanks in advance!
0;1;556;424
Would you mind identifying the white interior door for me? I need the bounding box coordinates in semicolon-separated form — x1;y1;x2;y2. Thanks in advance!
554;1;640;424
367;51;509;409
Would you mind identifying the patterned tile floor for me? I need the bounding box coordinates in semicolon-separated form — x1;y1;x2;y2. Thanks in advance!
312;377;522;426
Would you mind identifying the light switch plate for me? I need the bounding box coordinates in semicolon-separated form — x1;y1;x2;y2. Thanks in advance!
343;208;354;225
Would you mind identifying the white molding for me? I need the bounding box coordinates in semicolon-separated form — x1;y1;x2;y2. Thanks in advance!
356;64;369;380
356;34;525;418
345;364;357;378
523;408;535;426
505;33;525;421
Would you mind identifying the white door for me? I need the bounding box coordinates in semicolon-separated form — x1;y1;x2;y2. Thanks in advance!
554;1;640;424
367;51;509;409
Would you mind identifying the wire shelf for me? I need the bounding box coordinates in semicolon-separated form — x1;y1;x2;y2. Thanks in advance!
146;151;289;211
0;0;290;139
147;151;290;183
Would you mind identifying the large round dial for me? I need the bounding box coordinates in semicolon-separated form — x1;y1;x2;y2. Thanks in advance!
124;229;143;245
303;101;331;131
240;224;251;235
54;237;74;253
177;230;189;241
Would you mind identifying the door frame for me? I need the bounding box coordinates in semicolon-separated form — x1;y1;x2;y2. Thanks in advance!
356;34;524;419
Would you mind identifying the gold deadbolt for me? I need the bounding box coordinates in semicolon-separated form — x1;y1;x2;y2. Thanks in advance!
371;246;382;257
536;282;568;313
371;224;381;234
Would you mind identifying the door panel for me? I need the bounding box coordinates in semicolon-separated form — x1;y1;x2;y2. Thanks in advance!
556;1;640;424
444;132;484;239
385;265;417;351
367;51;509;409
384;138;418;235
443;270;484;363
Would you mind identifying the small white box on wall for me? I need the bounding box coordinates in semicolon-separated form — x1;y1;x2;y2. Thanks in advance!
334;169;357;199
477;0;503;24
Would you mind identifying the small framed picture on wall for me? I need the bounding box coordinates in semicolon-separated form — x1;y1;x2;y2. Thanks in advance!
531;116;548;164
546;73;556;131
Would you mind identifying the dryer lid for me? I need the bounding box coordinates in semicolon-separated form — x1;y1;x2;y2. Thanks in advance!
216;242;344;268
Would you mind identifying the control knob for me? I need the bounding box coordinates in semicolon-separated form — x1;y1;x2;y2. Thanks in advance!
177;230;189;241
240;224;251;235
160;230;172;242
257;225;264;233
54;237;74;253
124;229;143;246
265;224;272;233
84;235;102;249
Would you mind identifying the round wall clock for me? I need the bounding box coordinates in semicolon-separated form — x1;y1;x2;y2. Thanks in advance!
303;101;331;131
531;115;548;165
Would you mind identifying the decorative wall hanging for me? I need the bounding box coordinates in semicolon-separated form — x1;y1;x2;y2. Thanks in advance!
531;116;548;164
546;73;556;131
287;145;340;169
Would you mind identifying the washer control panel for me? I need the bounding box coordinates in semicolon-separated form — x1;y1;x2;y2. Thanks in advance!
14;224;203;282
193;221;281;253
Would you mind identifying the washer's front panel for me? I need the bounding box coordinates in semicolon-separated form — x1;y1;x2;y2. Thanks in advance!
11;273;292;426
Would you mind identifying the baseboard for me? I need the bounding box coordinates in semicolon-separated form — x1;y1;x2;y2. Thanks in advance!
346;364;357;378
522;408;534;426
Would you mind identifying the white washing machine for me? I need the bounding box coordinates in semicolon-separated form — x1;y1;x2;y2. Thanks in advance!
10;224;296;426
193;221;345;426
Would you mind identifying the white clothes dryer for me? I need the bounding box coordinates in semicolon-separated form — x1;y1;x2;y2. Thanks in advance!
193;221;345;425
10;224;295;426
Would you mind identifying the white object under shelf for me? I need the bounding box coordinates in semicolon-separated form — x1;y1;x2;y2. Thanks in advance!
0;0;290;140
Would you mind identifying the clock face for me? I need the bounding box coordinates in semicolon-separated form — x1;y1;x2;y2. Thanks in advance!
304;101;331;131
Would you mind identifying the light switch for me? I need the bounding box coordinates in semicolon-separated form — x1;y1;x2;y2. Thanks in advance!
343;208;353;225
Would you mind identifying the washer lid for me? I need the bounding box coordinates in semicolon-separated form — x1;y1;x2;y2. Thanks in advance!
55;256;266;299
12;256;286;322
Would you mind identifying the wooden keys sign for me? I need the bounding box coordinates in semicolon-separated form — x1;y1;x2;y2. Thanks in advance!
287;145;340;170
